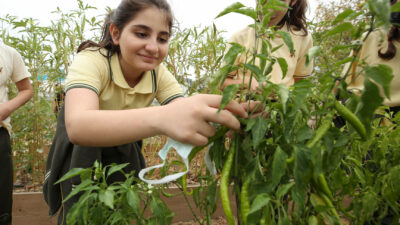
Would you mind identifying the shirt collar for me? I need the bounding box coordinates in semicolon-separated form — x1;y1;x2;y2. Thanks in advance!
110;53;157;94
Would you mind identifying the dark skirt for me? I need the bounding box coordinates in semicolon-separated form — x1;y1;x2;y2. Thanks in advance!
43;106;146;224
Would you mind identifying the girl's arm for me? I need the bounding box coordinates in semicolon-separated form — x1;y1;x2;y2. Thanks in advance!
221;75;259;92
65;88;248;147
0;78;33;121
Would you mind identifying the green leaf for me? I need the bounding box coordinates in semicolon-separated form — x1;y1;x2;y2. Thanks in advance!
365;64;394;99
245;118;257;132
218;84;239;113
244;63;262;80
215;2;256;20
324;22;353;38
334;56;353;67
358;79;383;133
332;9;355;25
392;2;400;13
63;179;94;202
150;198;174;224
278;84;289;113
293;145;312;208
264;58;276;76
55;168;91;184
277;31;294;55
223;42;244;65
99;188;114;209
262;0;289;13
277;57;288;78
296;126;314;142
369;0;391;28
278;215;291;225
127;189;140;214
276;183;295;199
248;194;270;214
271;146;288;189
107;163;129;177
305;46;321;67
252;116;268;149
205;180;218;212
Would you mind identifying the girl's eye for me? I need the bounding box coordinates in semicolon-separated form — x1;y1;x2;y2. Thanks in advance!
158;37;168;43
135;32;147;38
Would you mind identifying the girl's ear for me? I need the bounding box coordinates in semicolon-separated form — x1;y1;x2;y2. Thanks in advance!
110;23;120;46
290;0;298;7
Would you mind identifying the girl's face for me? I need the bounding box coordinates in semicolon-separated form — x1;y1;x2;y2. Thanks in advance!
111;6;170;79
267;0;297;27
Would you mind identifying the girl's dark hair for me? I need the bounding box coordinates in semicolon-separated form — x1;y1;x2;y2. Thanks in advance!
378;0;400;60
77;0;174;54
278;0;308;35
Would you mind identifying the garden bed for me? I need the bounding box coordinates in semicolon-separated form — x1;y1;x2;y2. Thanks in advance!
12;185;235;225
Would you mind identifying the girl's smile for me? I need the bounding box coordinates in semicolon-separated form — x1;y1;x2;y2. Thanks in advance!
110;6;170;86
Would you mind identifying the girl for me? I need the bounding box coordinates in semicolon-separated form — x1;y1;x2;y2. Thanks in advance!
0;42;33;225
43;0;249;224
222;0;313;91
345;0;400;119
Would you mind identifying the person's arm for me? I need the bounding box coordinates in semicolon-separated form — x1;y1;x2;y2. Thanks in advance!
293;34;314;83
221;74;259;92
65;88;248;147
0;78;34;121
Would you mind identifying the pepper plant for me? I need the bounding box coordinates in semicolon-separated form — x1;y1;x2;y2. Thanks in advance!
58;0;400;224
202;0;398;224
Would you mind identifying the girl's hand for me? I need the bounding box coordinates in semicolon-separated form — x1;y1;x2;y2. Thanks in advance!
221;75;259;93
241;100;264;118
159;94;248;146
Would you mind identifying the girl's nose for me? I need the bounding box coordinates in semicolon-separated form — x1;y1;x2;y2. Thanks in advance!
145;38;158;54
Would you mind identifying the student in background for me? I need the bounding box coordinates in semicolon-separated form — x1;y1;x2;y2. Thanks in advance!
0;42;34;225
222;0;313;92
344;0;400;122
52;83;65;117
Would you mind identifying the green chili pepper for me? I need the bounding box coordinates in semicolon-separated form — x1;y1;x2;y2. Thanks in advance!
317;174;333;201
334;100;367;140
161;184;181;197
220;138;236;225
306;118;331;149
182;174;193;195
240;177;251;225
319;193;341;224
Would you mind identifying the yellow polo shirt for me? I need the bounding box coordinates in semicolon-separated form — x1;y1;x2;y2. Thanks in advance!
344;28;400;107
66;48;183;109
229;25;313;87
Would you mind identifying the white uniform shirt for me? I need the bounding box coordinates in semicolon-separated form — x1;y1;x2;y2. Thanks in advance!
0;42;31;132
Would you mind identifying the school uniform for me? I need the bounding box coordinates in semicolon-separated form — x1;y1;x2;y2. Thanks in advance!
345;28;400;113
0;43;31;225
43;48;184;224
345;29;400;224
228;24;313;86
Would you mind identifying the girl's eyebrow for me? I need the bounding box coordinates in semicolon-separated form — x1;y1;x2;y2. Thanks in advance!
131;24;170;36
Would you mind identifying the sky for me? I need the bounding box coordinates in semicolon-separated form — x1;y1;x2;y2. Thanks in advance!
0;0;321;39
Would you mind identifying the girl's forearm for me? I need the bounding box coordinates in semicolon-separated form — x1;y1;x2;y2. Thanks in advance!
66;106;165;147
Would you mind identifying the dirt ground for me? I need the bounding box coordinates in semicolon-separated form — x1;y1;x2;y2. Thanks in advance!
171;216;228;225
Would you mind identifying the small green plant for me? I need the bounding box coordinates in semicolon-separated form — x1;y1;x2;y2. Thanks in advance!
57;161;174;225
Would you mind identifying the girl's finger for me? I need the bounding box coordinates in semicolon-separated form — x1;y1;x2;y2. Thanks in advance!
199;94;248;118
204;107;241;131
241;100;263;114
190;132;209;146
196;121;217;138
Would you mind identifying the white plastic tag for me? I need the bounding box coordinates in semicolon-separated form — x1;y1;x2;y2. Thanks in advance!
138;138;216;184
